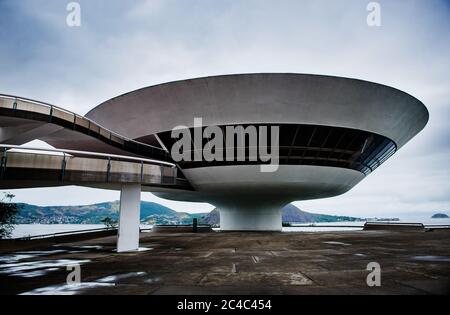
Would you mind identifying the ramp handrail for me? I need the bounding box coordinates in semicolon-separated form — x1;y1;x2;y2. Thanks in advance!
0;94;170;160
0;144;175;167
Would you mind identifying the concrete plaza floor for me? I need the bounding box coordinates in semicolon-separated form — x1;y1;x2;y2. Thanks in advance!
1;229;449;295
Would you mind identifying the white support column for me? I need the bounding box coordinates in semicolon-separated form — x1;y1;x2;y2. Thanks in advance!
117;183;141;252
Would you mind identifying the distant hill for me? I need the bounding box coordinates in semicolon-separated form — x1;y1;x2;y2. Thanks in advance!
431;213;449;219
202;208;220;226
201;204;362;226
15;201;362;226
16;201;205;225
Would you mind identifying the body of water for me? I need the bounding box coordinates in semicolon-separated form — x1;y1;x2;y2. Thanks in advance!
11;224;107;239
10;224;154;239
9;217;450;239
283;218;450;232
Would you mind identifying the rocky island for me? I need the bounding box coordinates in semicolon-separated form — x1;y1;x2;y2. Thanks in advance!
431;213;449;219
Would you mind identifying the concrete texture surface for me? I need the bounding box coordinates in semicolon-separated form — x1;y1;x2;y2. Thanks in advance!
1;229;449;295
87;74;429;148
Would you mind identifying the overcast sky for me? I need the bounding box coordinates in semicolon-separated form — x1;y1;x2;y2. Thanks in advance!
0;0;449;217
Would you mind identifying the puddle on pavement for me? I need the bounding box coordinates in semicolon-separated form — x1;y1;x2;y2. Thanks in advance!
113;247;154;253
0;247;97;278
137;247;154;252
19;271;148;294
0;259;90;278
13;267;60;278
75;245;103;250
0;250;68;264
0;254;37;264
97;272;147;283
410;256;450;262
1;246;103;265
20;282;115;295
323;241;352;246
144;276;162;284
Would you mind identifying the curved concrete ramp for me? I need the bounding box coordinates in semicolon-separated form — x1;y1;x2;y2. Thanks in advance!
0;145;191;191
0;94;172;162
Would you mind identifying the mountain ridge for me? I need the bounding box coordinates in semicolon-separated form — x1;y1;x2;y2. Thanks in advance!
14;201;362;225
202;204;363;226
16;201;199;225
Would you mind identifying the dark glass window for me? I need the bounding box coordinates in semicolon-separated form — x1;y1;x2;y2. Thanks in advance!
157;123;397;175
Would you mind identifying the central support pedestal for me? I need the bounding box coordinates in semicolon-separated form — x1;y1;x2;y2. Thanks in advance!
218;204;283;231
117;183;141;252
